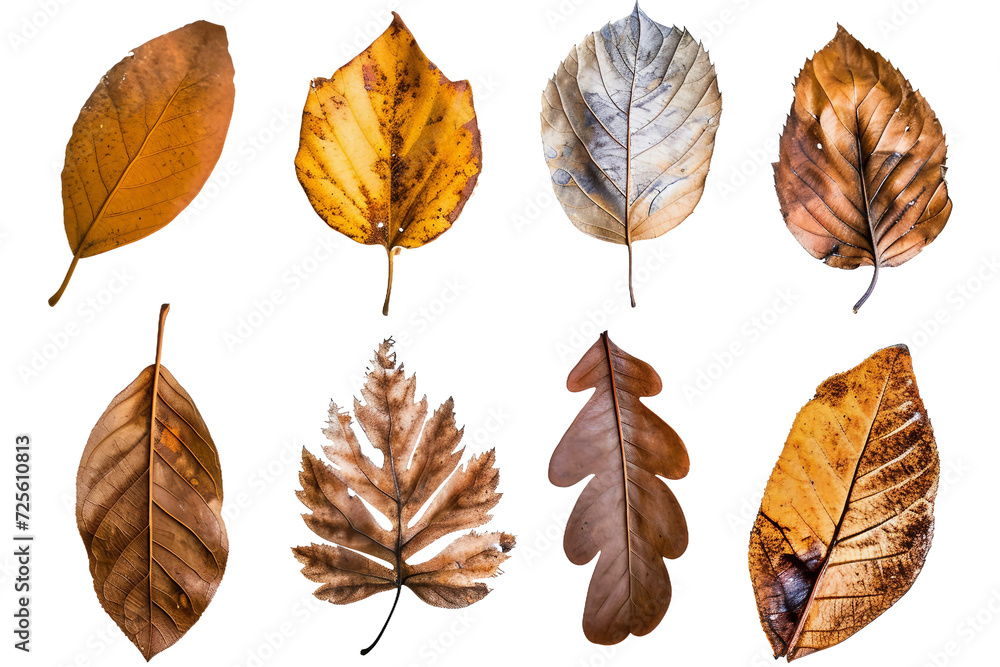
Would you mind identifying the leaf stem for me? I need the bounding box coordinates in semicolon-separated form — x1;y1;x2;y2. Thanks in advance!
360;574;401;655
48;252;81;307
853;263;879;313
627;241;636;308
382;249;395;316
155;304;170;363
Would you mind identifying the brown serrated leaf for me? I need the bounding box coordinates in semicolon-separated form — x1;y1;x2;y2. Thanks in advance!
774;26;951;312
295;13;482;315
293;339;514;654
76;305;227;661
749;345;938;661
51;21;235;306
549;331;689;644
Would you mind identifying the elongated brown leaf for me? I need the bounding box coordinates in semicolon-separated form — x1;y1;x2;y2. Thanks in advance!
77;305;227;661
51;21;235;306
541;5;721;306
293;340;514;654
749;345;938;661
549;331;688;644
774;26;951;312
295;13;482;315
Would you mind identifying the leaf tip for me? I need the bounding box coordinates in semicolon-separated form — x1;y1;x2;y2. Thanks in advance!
884;342;911;358
387;11;409;36
375;338;397;369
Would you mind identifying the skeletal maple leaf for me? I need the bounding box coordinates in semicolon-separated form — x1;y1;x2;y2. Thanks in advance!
293;339;514;654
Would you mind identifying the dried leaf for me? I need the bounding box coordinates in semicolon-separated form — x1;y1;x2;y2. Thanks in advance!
293;340;514;654
749;345;938;661
774;26;951;312
76;305;227;661
541;5;721;306
549;331;689;644
51;21;236;306
295;13;482;315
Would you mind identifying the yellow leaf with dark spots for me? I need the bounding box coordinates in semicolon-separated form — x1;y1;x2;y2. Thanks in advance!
295;12;482;315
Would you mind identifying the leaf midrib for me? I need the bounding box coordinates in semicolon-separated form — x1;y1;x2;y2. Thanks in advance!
601;332;636;611
145;320;165;659
72;68;193;259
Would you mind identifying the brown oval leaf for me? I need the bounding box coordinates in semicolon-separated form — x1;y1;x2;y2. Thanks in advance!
76;305;227;661
749;345;938;661
295;13;482;315
293;339;514;655
51;21;236;306
774;26;951;312
549;331;689;644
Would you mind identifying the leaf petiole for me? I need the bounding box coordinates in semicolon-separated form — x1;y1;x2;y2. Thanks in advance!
382;248;396;316
627;241;636;308
48;252;81;307
853;262;879;313
360;581;401;655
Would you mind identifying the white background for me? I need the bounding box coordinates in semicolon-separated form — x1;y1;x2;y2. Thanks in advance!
2;0;998;665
